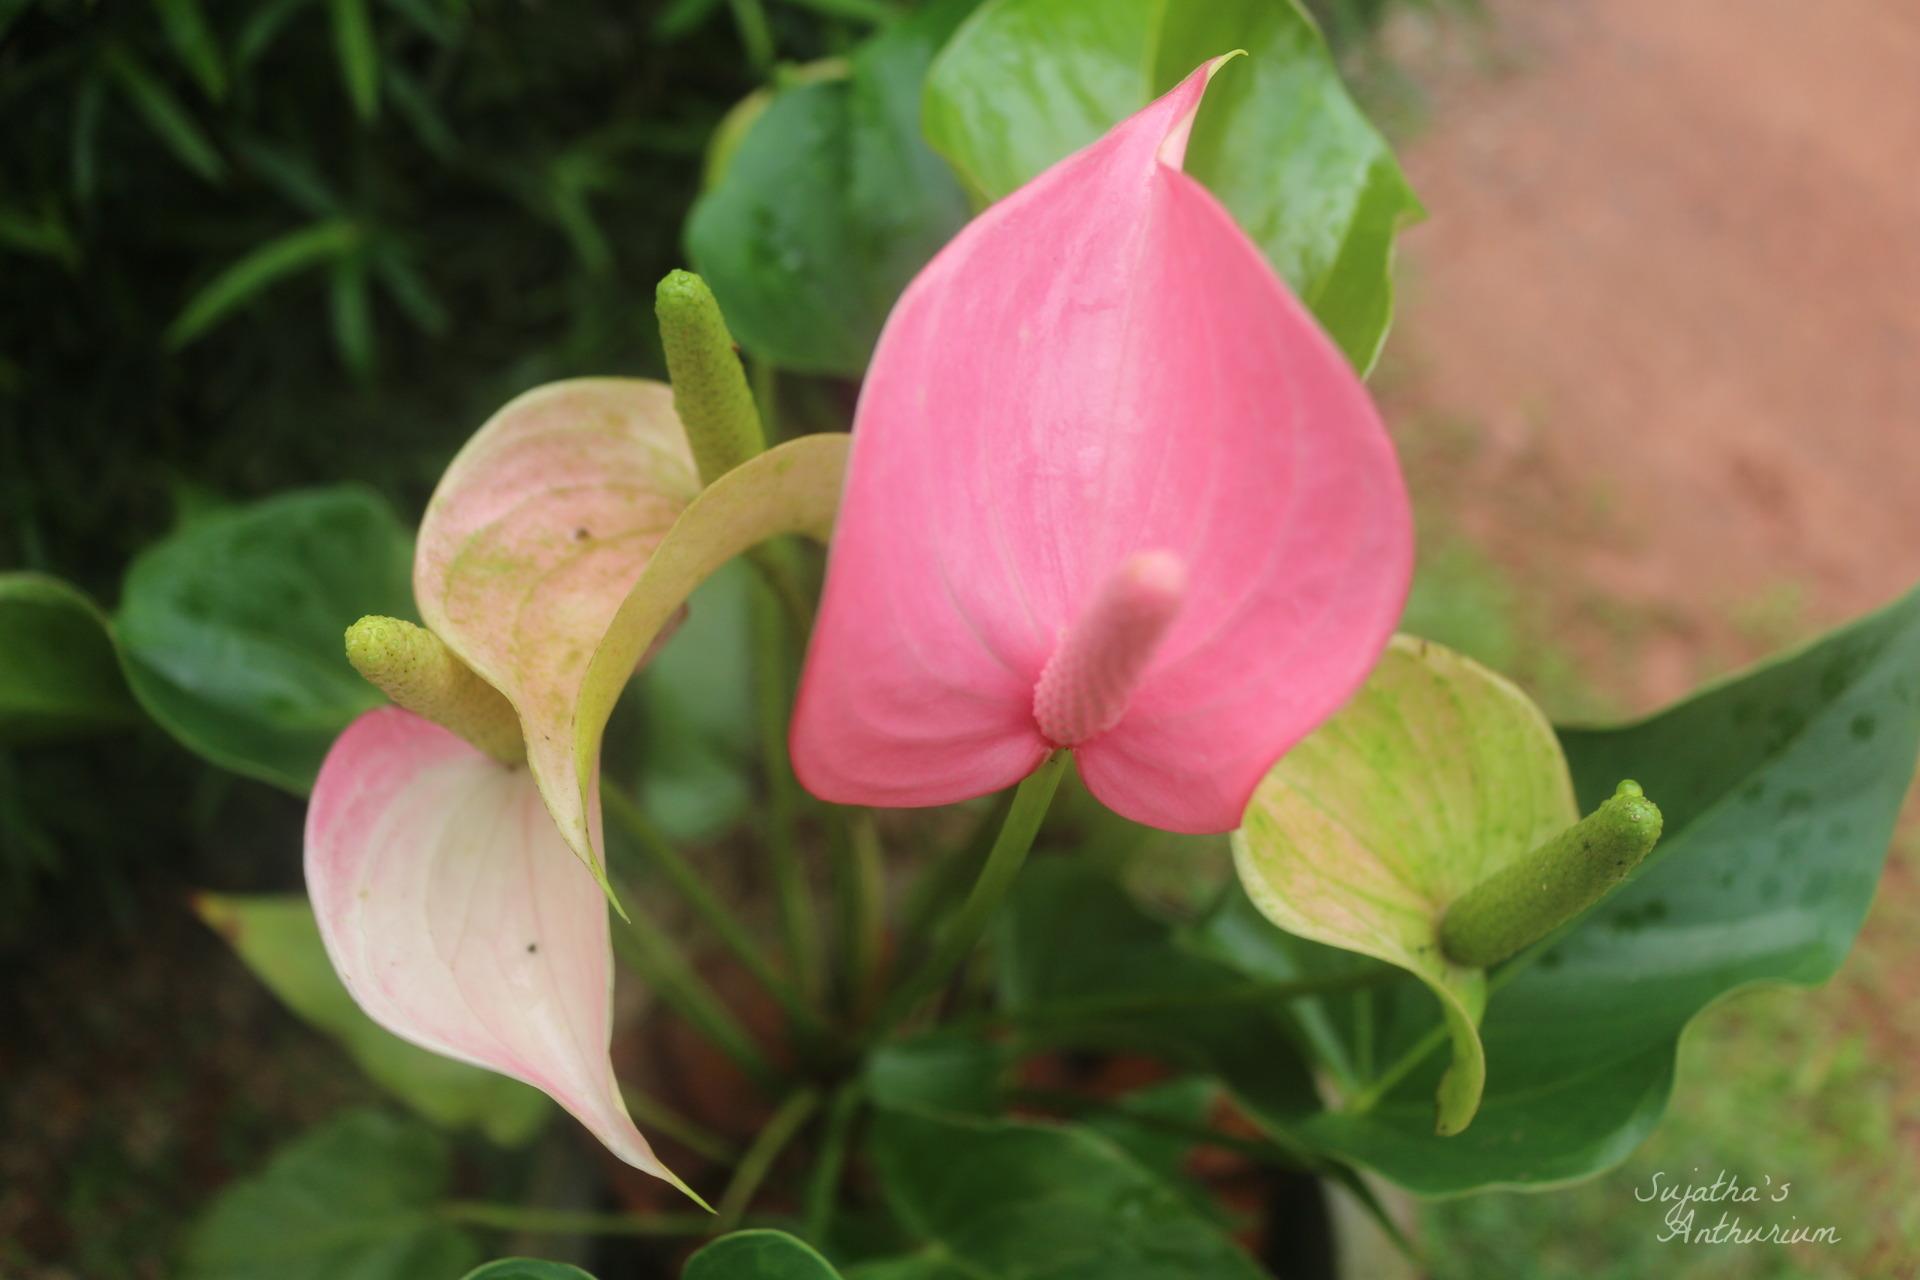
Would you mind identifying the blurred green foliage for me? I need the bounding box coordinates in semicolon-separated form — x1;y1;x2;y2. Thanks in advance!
0;0;882;593
0;0;878;935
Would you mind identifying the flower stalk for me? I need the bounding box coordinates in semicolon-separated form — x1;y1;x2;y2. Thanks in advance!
875;751;1071;1033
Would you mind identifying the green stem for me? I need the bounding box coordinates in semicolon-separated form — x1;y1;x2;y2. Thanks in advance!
896;792;1013;948
604;786;828;1041
620;1089;737;1167
875;752;1070;1034
833;811;887;1018
611;903;779;1092
752;574;823;1002
1342;1022;1447;1116
714;1088;821;1231
439;1202;713;1237
803;1082;863;1243
1344;922;1561;1116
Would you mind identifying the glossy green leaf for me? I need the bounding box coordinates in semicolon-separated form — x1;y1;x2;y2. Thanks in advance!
1232;635;1579;1135
462;1263;599;1280
166;219;359;349
116;485;413;792
0;573;137;743
105;44;227;183
864;1032;1006;1117
195;894;549;1143
686;0;975;374
182;1110;480;1280
869;1107;1267;1279
921;0;1422;371
154;0;228;101
684;1231;844;1280
996;859;1327;1139
1278;588;1920;1192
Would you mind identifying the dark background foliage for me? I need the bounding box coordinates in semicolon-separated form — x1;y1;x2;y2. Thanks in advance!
0;0;886;938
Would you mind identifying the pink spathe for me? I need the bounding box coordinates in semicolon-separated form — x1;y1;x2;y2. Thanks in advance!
305;707;681;1188
790;57;1413;833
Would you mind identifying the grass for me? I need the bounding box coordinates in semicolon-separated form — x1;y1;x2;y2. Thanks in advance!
1393;503;1920;1278
1419;834;1920;1279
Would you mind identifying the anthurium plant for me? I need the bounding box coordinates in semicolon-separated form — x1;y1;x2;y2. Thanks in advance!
7;3;1917;1278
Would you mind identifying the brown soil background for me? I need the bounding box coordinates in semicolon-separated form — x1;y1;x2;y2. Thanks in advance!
1376;0;1920;710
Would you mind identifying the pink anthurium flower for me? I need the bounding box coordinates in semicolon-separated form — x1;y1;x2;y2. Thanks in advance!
790;57;1414;833
306;707;689;1193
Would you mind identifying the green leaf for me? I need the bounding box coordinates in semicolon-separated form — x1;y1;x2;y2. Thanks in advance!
921;0;1422;371
0;573;137;743
195;894;549;1143
166;219;359;349
237;0;317;69
329;252;377;379
370;243;449;335
104;44;227;183
1288;588;1920;1192
115;485;413;792
686;0;975;374
634;561;756;839
1232;635;1579;1135
154;0;228;101
329;0;381;121
869;1107;1267;1279
996;858;1328;1140
684;1231;844;1280
864;1032;1006;1117
183;1110;480;1280
0;201;81;268
461;1261;599;1280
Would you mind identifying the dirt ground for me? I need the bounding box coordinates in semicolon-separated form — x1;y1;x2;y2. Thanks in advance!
1374;3;1920;1272
1375;0;1920;711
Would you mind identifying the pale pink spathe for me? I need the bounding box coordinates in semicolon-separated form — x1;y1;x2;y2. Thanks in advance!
305;707;680;1188
790;58;1413;833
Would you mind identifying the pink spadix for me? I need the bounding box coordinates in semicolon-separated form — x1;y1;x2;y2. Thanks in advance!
1033;551;1186;747
790;56;1412;833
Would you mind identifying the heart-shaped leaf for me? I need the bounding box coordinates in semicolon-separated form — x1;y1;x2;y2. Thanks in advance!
996;858;1326;1137
1232;635;1579;1135
183;1110;479;1280
116;486;414;792
868;1107;1267;1278
922;0;1421;371
462;1263;600;1280
687;0;976;374
1249;588;1920;1192
684;1231;844;1280
0;573;136;743
194;893;549;1144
